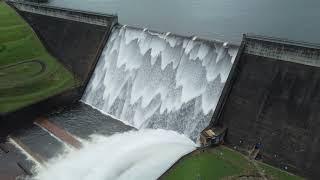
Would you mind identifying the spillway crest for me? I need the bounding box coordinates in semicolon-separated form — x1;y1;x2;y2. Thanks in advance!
82;26;239;140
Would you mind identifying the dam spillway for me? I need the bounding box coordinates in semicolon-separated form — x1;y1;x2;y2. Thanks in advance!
82;26;239;140
28;25;238;179
3;1;319;179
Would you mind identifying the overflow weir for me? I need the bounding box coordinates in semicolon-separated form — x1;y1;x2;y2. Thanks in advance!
1;1;320;179
82;25;239;141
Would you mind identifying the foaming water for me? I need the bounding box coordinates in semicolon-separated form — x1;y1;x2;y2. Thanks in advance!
31;129;197;180
82;25;239;140
27;26;237;180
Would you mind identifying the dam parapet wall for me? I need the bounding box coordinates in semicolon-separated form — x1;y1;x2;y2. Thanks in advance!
7;0;116;26
244;34;320;67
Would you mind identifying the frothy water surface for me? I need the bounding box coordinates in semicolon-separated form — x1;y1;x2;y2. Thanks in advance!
32;129;197;180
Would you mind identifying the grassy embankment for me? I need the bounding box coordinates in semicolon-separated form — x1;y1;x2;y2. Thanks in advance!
162;146;303;180
0;2;79;113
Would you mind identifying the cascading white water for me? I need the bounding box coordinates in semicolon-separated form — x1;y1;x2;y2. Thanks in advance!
29;26;239;180
82;26;239;140
32;129;196;180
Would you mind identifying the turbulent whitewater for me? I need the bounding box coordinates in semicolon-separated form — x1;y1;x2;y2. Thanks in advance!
82;26;239;140
28;26;239;180
32;129;197;180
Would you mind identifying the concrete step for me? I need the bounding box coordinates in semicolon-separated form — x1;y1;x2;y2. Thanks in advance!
35;117;82;149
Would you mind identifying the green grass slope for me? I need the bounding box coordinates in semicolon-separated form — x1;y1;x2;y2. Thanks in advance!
162;146;303;180
0;2;79;113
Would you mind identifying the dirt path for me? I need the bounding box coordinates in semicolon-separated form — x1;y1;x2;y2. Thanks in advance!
0;59;46;76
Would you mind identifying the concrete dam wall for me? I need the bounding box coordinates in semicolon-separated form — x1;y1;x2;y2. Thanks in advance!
1;1;116;136
10;1;117;86
217;35;320;179
3;1;320;179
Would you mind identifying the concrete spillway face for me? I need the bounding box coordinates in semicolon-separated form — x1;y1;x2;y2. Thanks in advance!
82;26;239;140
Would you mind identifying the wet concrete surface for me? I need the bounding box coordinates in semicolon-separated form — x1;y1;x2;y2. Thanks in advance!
11;124;66;161
0;100;135;180
35;117;82;149
0;102;134;179
0;141;35;180
49;102;134;140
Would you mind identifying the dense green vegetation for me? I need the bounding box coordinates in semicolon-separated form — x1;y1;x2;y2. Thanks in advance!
0;2;78;113
162;146;303;180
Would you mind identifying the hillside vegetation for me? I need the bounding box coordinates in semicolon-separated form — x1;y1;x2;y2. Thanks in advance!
0;2;78;113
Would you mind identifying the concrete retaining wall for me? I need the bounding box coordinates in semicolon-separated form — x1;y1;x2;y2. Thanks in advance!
7;0;115;26
19;12;111;84
217;35;320;179
8;1;117;86
1;1;117;137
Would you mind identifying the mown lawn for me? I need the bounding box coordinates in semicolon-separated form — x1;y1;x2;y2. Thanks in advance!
0;1;79;113
162;146;304;180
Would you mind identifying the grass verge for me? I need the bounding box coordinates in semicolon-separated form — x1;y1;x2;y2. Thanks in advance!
0;1;79;113
161;146;304;180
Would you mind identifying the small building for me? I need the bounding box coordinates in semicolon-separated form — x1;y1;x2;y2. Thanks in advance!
200;126;227;147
